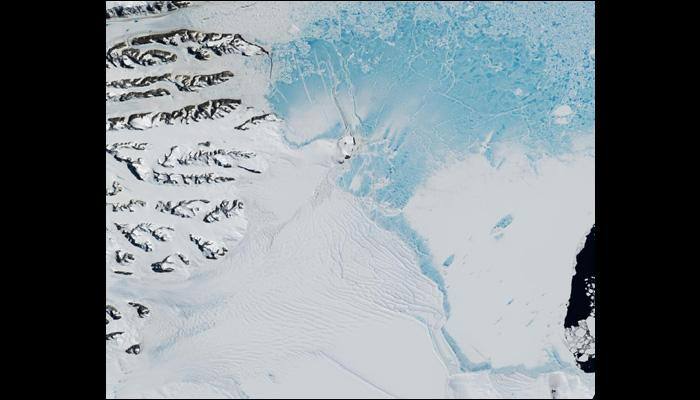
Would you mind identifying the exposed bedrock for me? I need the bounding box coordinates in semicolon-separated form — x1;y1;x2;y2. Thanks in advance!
107;88;170;102
129;29;268;59
234;113;280;131
171;71;234;91
106;181;123;196
151;255;175;273
105;143;150;181
156;199;210;218
107;99;241;131
203;200;244;223
106;305;121;320
106;1;190;19
177;148;255;168
158;146;179;168
190;234;228;259
106;71;233;92
106;74;171;89
115;223;174;252
152;171;235;185
105;331;124;341
336;135;356;163
106;43;177;69
115;250;135;265
128;302;151;318
107;199;147;212
151;254;189;273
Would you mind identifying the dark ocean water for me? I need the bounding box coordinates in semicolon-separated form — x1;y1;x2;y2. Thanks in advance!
565;225;596;373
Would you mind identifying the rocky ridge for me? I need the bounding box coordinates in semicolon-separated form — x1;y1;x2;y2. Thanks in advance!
106;1;191;19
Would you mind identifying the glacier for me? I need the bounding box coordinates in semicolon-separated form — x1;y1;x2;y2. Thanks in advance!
106;1;595;398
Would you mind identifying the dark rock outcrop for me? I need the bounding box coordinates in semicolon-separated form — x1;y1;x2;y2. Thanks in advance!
150;253;189;273
190;234;228;259
115;223;174;252
106;331;124;340
171;71;234;91
106;42;177;69
156;199;210;218
128;302;151;318
129;29;268;59
234;113;279;131
106;71;233;92
107;142;148;151
151;255;175;273
238;166;261;174
177;148;255;168
106;1;190;19
116;250;135;265
107;99;242;131
177;253;190;265
152;171;235;185
107;74;172;89
105;148;149;181
203;200;243;223
106;305;122;320
107;199;147;212
107;88;170;102
106;142;150;180
157;146;179;168
106;181;123;196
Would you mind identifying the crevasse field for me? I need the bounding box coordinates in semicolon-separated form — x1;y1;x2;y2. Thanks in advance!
106;1;595;398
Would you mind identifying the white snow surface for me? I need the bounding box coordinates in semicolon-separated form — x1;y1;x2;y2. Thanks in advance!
106;3;595;398
405;146;595;369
